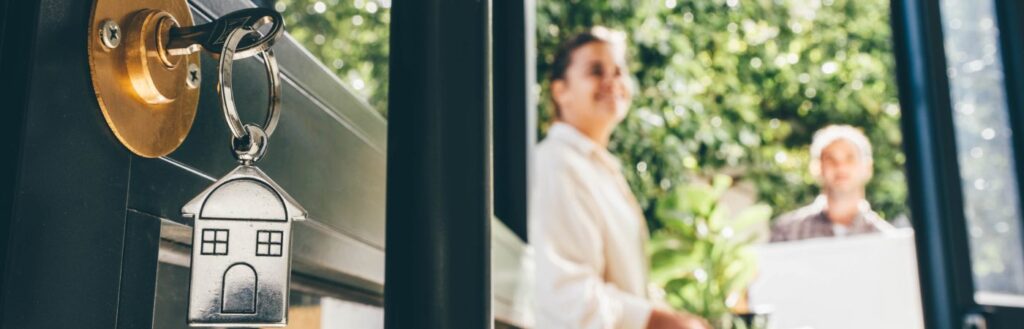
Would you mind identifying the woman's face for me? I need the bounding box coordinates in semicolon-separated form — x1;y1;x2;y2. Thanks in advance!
552;41;632;136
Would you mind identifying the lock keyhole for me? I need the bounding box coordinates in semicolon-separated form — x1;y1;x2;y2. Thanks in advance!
123;9;190;104
154;14;183;69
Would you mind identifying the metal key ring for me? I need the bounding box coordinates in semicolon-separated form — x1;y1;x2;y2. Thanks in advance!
233;123;269;164
218;22;281;140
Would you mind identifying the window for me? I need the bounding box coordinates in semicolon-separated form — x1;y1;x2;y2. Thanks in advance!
200;229;228;256
938;0;1024;299
534;1;918;328
257;230;284;257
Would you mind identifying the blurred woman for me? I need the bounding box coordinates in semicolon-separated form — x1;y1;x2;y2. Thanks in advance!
530;27;710;329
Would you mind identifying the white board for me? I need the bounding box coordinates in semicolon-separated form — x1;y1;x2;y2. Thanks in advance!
748;229;924;329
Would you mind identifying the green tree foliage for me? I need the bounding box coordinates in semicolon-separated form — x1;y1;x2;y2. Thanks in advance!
279;0;906;222
276;0;391;116
537;0;907;224
277;0;913;321
649;175;771;325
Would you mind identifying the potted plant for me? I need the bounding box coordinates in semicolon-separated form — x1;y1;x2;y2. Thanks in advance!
648;174;772;329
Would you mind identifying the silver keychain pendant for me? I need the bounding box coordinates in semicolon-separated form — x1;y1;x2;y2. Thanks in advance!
182;21;305;328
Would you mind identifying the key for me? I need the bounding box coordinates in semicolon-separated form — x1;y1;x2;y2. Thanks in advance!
165;7;285;60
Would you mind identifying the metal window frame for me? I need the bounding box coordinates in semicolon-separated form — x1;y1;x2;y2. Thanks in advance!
384;0;494;328
894;0;1024;326
493;0;536;242
893;0;976;327
994;0;1024;297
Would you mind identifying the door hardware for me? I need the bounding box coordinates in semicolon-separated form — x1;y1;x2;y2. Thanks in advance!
88;1;284;157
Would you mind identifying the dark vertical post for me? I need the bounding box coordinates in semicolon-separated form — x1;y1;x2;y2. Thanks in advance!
385;0;492;328
492;0;535;241
1;0;133;327
892;0;975;328
0;2;36;322
994;0;1024;286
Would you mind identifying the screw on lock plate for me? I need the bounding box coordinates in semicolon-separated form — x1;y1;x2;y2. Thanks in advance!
99;19;121;49
165;8;285;60
186;63;201;89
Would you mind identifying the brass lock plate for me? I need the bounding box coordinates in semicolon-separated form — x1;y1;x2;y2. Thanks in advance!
88;0;201;158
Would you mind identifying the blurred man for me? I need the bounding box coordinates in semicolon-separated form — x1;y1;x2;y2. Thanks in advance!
770;125;894;242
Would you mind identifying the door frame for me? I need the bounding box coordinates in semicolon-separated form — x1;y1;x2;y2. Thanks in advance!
894;0;1024;327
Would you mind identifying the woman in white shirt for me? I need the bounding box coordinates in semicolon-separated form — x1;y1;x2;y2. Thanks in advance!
530;27;710;329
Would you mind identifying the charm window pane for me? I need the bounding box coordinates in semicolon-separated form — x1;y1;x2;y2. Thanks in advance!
256;230;284;257
201;229;229;255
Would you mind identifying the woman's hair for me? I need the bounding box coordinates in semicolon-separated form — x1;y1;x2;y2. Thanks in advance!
548;26;627;118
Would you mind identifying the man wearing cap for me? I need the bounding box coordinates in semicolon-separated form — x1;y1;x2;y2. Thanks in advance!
771;125;895;242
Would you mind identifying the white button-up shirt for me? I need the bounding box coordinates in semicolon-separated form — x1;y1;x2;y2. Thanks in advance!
530;123;652;329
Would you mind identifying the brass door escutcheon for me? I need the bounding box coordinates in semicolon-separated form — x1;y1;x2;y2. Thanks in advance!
88;0;200;158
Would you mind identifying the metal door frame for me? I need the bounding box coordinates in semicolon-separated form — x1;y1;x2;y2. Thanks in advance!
894;0;1024;327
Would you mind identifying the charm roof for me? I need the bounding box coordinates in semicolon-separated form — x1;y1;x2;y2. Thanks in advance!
182;165;307;222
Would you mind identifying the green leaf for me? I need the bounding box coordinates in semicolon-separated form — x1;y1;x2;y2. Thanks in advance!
730;204;773;231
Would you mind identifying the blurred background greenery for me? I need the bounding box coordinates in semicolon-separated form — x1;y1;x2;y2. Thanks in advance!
275;0;907;225
533;1;909;318
649;174;771;325
274;0;909;323
535;0;906;226
269;0;391;116
264;0;1024;321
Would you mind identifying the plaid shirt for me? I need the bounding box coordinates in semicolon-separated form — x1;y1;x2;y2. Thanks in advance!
770;196;895;243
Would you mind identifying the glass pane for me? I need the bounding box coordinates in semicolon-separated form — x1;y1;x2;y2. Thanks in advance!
153;262;383;329
282;292;383;329
536;0;922;328
265;0;391;116
937;0;1024;300
153;262;190;329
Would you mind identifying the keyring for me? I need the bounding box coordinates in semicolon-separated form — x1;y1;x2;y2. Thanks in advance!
232;124;269;164
218;22;282;140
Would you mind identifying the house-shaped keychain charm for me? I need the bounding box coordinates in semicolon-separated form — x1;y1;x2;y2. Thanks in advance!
182;165;306;327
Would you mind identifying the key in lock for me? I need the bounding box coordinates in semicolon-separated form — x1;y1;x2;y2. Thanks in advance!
181;22;305;327
165;7;286;60
88;4;286;158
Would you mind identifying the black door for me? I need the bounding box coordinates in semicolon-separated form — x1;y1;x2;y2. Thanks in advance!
1;0;535;327
0;0;388;327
